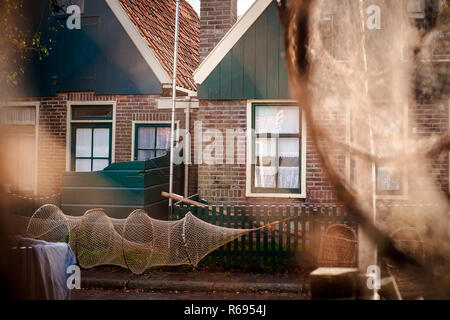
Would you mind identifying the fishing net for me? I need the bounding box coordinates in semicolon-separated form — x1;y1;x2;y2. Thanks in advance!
300;0;450;256
25;204;283;274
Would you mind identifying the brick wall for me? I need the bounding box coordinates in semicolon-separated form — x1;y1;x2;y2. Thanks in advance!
199;0;237;61
196;99;450;206
9;92;198;196
410;100;449;194
37;95;68;195
196;100;344;206
9;94;450;205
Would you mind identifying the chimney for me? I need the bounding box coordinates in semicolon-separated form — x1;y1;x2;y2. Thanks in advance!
200;0;238;61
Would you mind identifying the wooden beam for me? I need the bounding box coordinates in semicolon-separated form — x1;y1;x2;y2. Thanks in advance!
161;192;208;208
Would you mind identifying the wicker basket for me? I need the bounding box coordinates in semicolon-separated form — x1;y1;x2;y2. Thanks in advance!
318;224;358;268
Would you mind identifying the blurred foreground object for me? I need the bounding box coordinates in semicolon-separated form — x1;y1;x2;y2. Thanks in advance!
10;237;75;300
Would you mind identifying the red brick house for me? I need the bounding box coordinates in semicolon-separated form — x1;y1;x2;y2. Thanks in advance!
1;0;448;213
193;0;450;207
1;0;200;197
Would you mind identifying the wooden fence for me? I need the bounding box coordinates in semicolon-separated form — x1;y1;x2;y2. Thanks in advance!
171;204;357;269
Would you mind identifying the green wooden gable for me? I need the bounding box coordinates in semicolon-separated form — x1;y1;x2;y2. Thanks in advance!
198;2;290;100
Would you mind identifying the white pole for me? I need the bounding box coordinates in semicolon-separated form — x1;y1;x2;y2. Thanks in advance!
359;0;378;300
169;0;181;207
184;104;190;198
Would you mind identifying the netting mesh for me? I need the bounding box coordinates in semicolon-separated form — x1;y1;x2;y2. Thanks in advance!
301;0;450;259
25;204;268;274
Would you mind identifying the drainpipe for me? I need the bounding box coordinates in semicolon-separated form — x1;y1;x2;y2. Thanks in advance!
169;0;181;207
184;102;190;198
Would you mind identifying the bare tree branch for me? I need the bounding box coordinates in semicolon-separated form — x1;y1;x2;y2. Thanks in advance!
277;0;427;272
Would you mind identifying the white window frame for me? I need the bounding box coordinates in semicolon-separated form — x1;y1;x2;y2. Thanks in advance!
246;100;307;199
0;101;40;195
66;101;116;171
131;120;180;161
374;102;409;200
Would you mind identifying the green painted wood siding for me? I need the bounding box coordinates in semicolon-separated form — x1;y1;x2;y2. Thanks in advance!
14;0;162;97
198;2;290;100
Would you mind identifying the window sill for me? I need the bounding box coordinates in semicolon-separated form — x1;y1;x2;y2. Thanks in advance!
246;191;306;199
375;194;409;201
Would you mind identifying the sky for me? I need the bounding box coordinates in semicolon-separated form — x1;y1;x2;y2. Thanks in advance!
186;0;256;17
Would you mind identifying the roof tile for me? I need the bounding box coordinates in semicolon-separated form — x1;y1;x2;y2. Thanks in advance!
119;0;200;91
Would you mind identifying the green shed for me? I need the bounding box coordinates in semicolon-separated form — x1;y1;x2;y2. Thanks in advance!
61;153;183;219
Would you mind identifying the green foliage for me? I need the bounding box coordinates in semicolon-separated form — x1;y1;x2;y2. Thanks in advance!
0;0;61;90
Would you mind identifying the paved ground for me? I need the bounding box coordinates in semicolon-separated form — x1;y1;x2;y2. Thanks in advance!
71;288;309;300
75;266;311;300
71;266;440;300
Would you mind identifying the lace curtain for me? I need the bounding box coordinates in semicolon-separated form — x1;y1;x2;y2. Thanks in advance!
254;106;300;189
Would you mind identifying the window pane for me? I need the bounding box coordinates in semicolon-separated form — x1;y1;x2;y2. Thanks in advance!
138;150;155;161
76;128;92;157
377;109;402;134
255;106;299;134
76;159;91;172
407;0;425;16
255;107;277;133
278;167;299;188
255;166;276;188
0;107;36;125
3;136;17;188
156;127;171;150
156;149;168;158
92;159;109;171
17;134;35;191
377;167;401;191
278;138;300;188
279;107;299;134
93;128;110;158
374;107;404;157
255;138;276;166
72;105;112;119
279;138;299;167
138;127;156;149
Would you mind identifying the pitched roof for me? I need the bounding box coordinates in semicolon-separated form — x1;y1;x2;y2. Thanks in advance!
194;0;272;85
119;0;200;91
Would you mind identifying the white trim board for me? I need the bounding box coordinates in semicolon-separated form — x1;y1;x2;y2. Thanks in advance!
193;0;273;85
66;101;117;171
0;101;40;195
105;0;171;85
157;97;199;109
245;99;307;199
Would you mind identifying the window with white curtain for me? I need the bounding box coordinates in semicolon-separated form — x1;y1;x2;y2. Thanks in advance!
134;124;173;161
72;125;111;172
402;0;445;60
250;103;302;195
